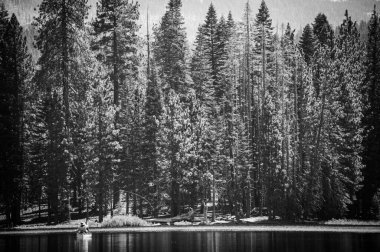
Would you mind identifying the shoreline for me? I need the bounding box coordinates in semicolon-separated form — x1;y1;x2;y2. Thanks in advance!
1;225;380;235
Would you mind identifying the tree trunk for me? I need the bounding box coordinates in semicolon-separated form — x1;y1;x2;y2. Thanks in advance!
139;197;143;218
110;191;114;217
86;198;89;223
38;198;41;219
212;169;216;222
126;192;130;215
133;191;137;215
98;192;103;223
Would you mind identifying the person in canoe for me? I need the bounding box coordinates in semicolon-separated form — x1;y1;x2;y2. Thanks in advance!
77;222;90;234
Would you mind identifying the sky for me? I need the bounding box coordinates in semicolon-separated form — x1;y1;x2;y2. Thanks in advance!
138;0;376;42
2;0;377;43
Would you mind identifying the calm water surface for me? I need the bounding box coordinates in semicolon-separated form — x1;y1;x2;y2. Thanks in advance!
1;231;380;252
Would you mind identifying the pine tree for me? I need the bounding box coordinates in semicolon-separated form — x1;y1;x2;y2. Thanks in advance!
253;0;276;216
84;61;120;222
92;0;141;209
299;24;316;65
0;12;32;226
33;0;89;222
157;90;193;216
153;0;189;97
34;0;88;126
360;5;380;219
202;4;219;98
311;13;334;98
153;0;192;216
0;3;7;35
25;96;48;220
328;10;364;218
142;63;162;217
312;11;365;219
92;0;140;108
313;13;334;48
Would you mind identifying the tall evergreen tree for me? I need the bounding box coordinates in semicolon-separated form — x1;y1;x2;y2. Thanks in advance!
153;0;192;216
311;13;334;98
313;13;334;48
92;0;140;108
360;6;380;219
33;0;89;222
202;4;219;97
153;0;189;97
313;11;364;219
253;0;275;216
190;25;215;215
0;12;32;226
142;63;162;217
299;24;316;65
92;0;141;209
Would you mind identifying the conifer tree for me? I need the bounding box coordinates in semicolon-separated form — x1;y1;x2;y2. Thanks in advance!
92;0;140;108
92;0;141;208
0;12;32;226
157;90;193;216
84;61;121;222
153;0;189;97
312;11;364;219
360;6;380;219
25;96;48;220
254;0;275;216
33;0;89;222
142;63;162;217
202;4;219;97
311;13;334;98
153;0;193;216
313;13;334;48
299;24;316;65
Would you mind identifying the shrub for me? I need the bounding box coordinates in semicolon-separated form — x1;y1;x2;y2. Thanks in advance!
101;215;150;228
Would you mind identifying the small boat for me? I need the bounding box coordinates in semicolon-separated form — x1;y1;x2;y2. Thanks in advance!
76;233;92;240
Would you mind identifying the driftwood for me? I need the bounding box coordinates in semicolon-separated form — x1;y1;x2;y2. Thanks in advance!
149;211;195;225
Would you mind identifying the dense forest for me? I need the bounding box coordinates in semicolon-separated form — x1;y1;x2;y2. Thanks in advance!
0;0;380;226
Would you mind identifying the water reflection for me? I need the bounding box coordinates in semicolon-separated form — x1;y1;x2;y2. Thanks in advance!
75;237;90;252
1;231;380;252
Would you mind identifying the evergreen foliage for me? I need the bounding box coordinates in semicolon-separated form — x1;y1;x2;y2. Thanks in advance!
299;24;316;65
0;11;32;226
0;0;378;224
360;5;380;219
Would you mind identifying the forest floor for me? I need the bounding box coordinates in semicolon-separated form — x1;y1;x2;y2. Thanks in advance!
1;205;379;234
0;224;380;235
1;215;379;235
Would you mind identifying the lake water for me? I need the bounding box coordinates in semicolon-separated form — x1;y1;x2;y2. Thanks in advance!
1;231;380;252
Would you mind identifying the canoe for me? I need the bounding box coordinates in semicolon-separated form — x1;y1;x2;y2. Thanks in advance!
76;233;92;239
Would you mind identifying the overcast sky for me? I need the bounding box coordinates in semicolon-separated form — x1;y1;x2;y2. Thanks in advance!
3;0;377;43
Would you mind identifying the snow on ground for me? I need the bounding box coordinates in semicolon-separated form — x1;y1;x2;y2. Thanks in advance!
240;216;268;223
173;221;194;226
325;219;380;226
210;220;231;224
12;217;101;230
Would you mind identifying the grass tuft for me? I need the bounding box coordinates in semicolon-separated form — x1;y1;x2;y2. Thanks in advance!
101;215;150;228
